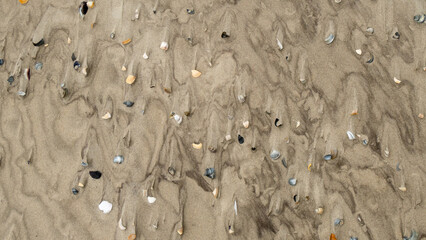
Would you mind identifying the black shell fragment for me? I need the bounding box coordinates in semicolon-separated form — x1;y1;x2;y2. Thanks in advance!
123;101;134;107
72;188;79;195
32;38;45;47
238;135;244;144
204;168;215;179
221;32;230;38
7;76;14;85
89;171;102;179
80;2;88;15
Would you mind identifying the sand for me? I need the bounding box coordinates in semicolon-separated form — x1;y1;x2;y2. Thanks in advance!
0;0;425;239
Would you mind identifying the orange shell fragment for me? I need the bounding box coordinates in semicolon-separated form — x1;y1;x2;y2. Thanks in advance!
19;0;28;4
122;39;132;45
330;233;337;240
350;110;358;116
128;234;136;240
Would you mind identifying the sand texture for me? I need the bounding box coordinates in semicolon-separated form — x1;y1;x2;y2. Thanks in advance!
0;0;425;239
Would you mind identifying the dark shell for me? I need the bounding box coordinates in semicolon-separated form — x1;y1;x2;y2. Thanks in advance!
293;194;299;203
81;161;88;167
32;38;45;47
0;59;4;66
238;135;244;144
80;2;88;15
204;168;215;179
71;53;76;61
186;9;195;14
221;32;230;38
274;118;282;127
72;188;79;195
168;167;176;176
392;32;400;39
396;162;401;171
251;147;256;152
73;61;81;70
7;76;14;85
123;101;134;107
413;14;425;23
281;158;287;168
366;55;374;64
89;171;102;179
350;237;358;240
334;218;343;226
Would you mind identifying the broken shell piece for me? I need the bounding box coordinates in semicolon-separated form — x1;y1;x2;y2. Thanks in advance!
123;101;134;107
168;167;176;176
122;39;132;45
110;32;115;39
170;112;183;124
274;118;282;127
296;121;300;128
325;34;335;45
89;171;102;179
413;14;425;23
384;147;389;157
102;112;111;119
228;225;235;234
87;1;94;8
143;52;149;59
67;37;71;44
113;155;124;164
330;233;337;240
276;38;283;50
78;182;84;187
334;218;344;226
324;149;338;161
98;201;112;214
392;28;400;40
204;168;215;179
243;121;249;128
351;110;358;115
366;27;374;34
315;207;324;214
126;75;136;84
72;188;79;195
238;134;244;144
288;178;297;186
160;41;169;51
399;186;407;192
118;218;126;230
366;53;374;63
147;196;157;203
270;150;281;160
82;67;88;76
177;228;184;235
347;131;355;140
121;65;126;71
225;135;232;141
74;61;81;70
356;49;362;55
418;113;424;119
393;77;401;84
191;70;201;78
212;188;219;198
19;0;28;4
335;0;341;2
237;95;245;103
128;234;136;240
192;142;202;149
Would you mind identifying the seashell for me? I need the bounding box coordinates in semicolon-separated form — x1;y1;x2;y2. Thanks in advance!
134;9;139;20
79;2;88;17
418;113;424;119
72;188;79;195
334;218;344;226
118;218;126;230
0;59;3;66
208;146;216;153
270;150;280;160
44;44;48;47
225;135;232;141
413;14;425;23
234;200;238;215
123;101;134;107
35;62;43;70
238;134;244;144
87;1;94;8
366;53;374;63
335;0;341;2
350;109;358;115
237;95;245;103
78;182;84;187
276;38;283;50
347;131;355;140
82;67;88;76
366;27;374;34
384;147;389;157
110;32;115;39
191;69;201;78
160;41;169;50
325;34;335;45
126;75;136;84
17;90;26;97
324;149;338;161
99;201;112;213
177;228;184;235
315;207;324;214
296;121;300;128
393;77;401;84
221;32;230;38
128;234;136;240
121;65;126;71
147;196;156;203
192;142;202;149
89;171;102;179
19;0;28;4
71;53;76;62
396;162;402;171
168;167;176;176
403;230;418;240
281;158;287;168
7;76;14;85
212;188;219;198
243;121;249;128
399;186;407;192
32;38;45;47
392;31;400;40
330;233;337;240
113;155;124;164
143;52;149;59
274;118;282;127
356;49;362;55
170;112;182;124
204;168;215;179
102;112;111;119
122;39;132;45
350;237;358;240
187;8;195;14
308;163;312;171
228;225;234;234
293;194;299;203
74;61;81;70
288;178;297;186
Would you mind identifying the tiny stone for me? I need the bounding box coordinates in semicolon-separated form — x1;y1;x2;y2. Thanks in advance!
81;161;88;167
7;76;14;85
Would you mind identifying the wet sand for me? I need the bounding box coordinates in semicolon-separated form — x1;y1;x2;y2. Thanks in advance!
0;0;425;239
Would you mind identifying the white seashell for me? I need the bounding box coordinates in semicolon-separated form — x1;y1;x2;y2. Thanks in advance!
173;114;182;124
78;182;84;188
212;188;219;198
192;143;202;149
325;34;335;45
67;37;71;44
315;207;324;214
384;147;389;157
356;49;362;55
121;65;126;71
296;121;300;128
276;38;283;50
147;196;156;204
225;135;232;141
102;112;111;119
82;67;88;76
335;0;341;3
393;77;401;84
234;200;238;215
98;200;113;214
143;52;149;59
243;121;249;128
399;186;407;192
237;95;245;103
347;131;355;140
160;41;168;51
118;218;126;230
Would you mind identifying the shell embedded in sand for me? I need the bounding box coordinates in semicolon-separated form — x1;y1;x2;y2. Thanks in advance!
393;77;401;84
177;228;184;235
418;113;424;119
19;0;28;4
143;52;149;59
126;75;136;84
82;67;88;76
78;182;84;187
122;39;132;45
67;37;71;44
192;142;202;149
288;178;297;186
191;70;201;78
334;218;344;226
351;110;358;115
270;150;281;160
87;1;94;8
324;149;338;160
113;155;124;164
128;234;136;240
308;163;312;171
147;196;156;203
118;218;126;230
325;34;335;45
356;49;362;55
170;112;182;124
212;188;219;198
243;121;249;128
296;121;300;128
330;233;337;240
102;112;111;119
399;186;407;192
315;207;324;214
335;0;341;3
347;131;356;140
276;38;283;50
160;41;169;50
98;201;112;214
225;135;232;141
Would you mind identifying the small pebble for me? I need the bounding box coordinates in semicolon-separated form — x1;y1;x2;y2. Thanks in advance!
238;134;244;144
81;161;88;167
123;101;134;107
113;155;124;164
89;171;102;179
7;76;14;85
98;200;112;214
288;178;297;186
35;62;43;70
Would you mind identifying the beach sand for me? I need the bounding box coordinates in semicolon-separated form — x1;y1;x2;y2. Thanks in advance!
0;0;425;239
